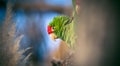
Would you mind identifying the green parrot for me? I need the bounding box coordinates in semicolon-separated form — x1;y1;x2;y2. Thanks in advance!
47;15;75;47
47;0;78;48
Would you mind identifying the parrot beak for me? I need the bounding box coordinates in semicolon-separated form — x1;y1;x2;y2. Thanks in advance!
49;33;57;40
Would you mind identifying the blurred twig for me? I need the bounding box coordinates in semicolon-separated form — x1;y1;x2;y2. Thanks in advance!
13;2;73;15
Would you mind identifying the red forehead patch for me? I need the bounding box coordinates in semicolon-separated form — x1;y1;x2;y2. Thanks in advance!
47;25;53;34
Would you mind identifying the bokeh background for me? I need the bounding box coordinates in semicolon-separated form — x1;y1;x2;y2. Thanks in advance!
0;0;120;66
0;0;73;66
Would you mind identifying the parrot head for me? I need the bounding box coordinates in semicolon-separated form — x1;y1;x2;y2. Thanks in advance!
47;15;73;41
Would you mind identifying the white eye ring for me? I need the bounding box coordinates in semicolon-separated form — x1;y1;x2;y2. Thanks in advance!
51;27;54;32
52;27;55;29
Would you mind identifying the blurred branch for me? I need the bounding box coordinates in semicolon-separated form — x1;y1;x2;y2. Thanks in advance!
2;1;13;44
13;2;73;15
1;1;17;66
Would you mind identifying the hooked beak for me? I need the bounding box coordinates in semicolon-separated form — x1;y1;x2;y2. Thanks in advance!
49;33;57;40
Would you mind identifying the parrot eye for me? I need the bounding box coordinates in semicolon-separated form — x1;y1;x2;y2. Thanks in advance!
53;27;55;29
51;27;54;32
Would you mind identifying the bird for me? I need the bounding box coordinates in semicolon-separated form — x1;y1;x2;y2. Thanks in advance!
47;15;74;45
47;15;75;66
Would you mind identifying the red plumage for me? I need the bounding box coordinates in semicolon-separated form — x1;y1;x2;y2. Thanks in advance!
47;25;53;34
